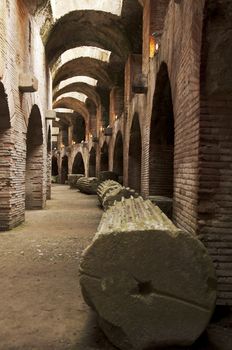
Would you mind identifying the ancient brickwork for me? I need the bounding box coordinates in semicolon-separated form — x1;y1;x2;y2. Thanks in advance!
0;0;50;228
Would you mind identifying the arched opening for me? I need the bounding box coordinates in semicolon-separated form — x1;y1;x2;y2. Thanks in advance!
61;155;69;184
128;113;142;192
89;147;96;177
149;62;174;198
0;82;12;230
113;131;123;183
73;114;86;143
72;152;85;175
52;156;59;176
25;105;45;209
100;141;109;172
199;0;232;304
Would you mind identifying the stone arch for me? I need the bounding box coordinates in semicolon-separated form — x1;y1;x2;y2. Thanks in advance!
72;152;85;175
113;131;123;183
53;57;113;89
149;62;174;198
25;105;45;209
100;141;109;172
53;82;101;107
128;113;142;193
44;11;130;66
89;147;96;177
198;0;232;304
61;155;69;184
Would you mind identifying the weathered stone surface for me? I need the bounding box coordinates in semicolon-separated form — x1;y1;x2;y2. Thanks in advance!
68;174;84;188
99;171;119;183
148;195;173;219
97;180;122;206
80;197;217;350
76;177;99;195
102;186;139;210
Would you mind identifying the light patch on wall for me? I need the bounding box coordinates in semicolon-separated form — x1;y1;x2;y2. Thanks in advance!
56;92;88;103
59;76;98;90
53;46;111;71
54;108;74;113
50;0;123;19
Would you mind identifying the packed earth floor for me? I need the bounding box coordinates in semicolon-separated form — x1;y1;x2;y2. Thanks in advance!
0;184;228;350
0;184;116;350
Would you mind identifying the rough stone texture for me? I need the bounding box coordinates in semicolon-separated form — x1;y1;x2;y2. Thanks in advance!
102;186;139;211
80;197;217;350
76;177;99;195
97;180;139;210
68;174;84;188
148;195;173;219
97;180;122;206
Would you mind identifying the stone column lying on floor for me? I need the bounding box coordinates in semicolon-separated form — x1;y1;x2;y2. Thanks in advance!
97;180;122;205
76;177;99;194
68;174;84;188
79;196;217;350
97;180;139;210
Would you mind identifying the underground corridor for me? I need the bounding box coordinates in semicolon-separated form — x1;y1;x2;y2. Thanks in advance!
1;0;232;349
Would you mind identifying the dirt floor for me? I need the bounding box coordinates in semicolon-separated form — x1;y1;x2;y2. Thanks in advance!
0;184;230;350
0;184;116;350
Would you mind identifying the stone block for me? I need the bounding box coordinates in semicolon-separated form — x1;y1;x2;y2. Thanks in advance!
132;74;148;94
46;110;56;120
19;73;38;92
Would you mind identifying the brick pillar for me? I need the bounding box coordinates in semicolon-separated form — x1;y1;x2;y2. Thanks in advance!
25;106;45;210
0;129;13;230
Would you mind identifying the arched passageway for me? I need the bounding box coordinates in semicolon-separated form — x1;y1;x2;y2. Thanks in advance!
149;62;174;197
25;105;45;210
89;148;96;177
113;131;123;183
0;82;12;230
128;114;142;193
61;155;69;184
52;156;59;176
73;114;86;144
72;152;85;175
100;142;109;172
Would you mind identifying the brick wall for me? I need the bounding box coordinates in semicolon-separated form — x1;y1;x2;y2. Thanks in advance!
142;0;170;75
0;0;50;228
198;0;232;305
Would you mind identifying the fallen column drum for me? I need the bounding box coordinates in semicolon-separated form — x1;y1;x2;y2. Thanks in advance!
76;177;99;195
80;197;217;350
